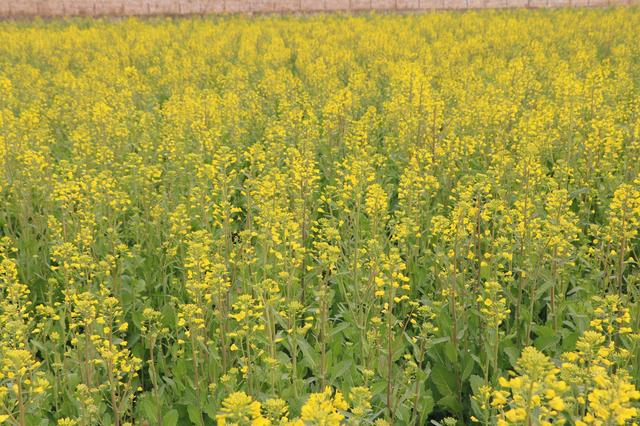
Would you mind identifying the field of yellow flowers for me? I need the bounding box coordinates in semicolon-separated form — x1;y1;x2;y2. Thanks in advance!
1;7;640;426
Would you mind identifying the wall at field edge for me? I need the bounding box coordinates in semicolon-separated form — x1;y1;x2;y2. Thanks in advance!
0;0;638;18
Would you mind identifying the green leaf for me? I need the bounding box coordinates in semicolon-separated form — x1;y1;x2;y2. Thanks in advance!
438;394;463;413
330;359;353;382
461;354;475;381
533;325;560;352
140;394;158;422
162;304;177;329
503;346;520;367
204;401;218;420
296;335;318;369
480;263;491;280
431;364;456;399
187;405;203;426
101;413;112;426
444;341;458;363
430;336;450;346
421;390;435;417
163;409;179;426
416;364;431;381
396;404;410;422
329;321;350;337
562;331;579;352
25;414;49;426
469;374;485;394
535;280;555;301
371;380;386;397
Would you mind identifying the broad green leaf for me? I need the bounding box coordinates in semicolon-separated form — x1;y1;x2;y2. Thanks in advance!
431;364;457;399
163;409;179;426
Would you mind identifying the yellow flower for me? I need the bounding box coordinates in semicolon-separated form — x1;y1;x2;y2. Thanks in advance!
549;396;564;411
217;392;263;425
492;390;508;407
505;408;526;422
301;387;347;425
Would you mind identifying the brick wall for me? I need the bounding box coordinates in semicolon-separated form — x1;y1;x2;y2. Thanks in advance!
0;0;637;17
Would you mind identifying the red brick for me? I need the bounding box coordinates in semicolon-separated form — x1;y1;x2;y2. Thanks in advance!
221;0;239;12
446;0;467;8
397;0;420;9
350;0;370;9
467;0;486;8
0;2;9;15
11;1;36;15
60;1;78;14
324;0;350;10
145;2;161;13
93;2;121;15
177;0;196;14
244;0;264;13
0;0;635;17
212;0;227;12
278;0;301;11
172;0;188;13
182;0;201;13
199;0;225;12
177;1;195;14
300;0;326;10
121;0;146;14
75;2;95;15
372;0;398;9
32;2;50;15
416;0;442;9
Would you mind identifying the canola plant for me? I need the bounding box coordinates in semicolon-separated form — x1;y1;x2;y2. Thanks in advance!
1;7;640;426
